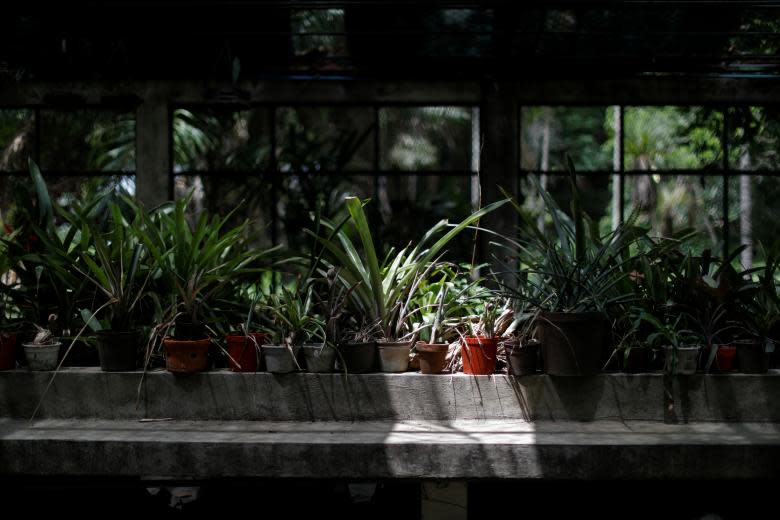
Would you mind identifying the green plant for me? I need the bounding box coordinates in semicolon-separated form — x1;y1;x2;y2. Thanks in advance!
310;196;506;342
261;284;325;347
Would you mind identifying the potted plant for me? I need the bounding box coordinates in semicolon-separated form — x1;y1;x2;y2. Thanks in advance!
303;268;351;373
461;299;501;375
414;281;459;375
638;311;700;375
503;306;541;377
23;320;61;371
138;196;271;373
310;196;506;374
261;285;325;374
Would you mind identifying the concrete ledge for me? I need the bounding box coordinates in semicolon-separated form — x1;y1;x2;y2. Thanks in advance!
1;418;778;479
1;369;779;423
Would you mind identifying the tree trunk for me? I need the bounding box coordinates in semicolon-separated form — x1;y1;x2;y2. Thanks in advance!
739;150;753;269
612;106;622;231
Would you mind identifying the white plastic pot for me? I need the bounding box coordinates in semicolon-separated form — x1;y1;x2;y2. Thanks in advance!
23;342;61;371
262;344;301;374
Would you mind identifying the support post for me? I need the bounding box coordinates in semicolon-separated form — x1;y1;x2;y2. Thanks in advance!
136;100;171;207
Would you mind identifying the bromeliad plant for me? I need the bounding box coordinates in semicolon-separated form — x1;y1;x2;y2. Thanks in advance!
309;196;507;343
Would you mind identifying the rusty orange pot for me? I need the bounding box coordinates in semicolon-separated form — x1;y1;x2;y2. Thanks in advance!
163;337;210;373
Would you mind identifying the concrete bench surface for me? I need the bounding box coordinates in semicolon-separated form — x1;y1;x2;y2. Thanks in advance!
1;418;778;479
1;368;779;423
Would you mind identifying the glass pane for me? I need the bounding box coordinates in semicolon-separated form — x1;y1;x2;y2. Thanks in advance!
379;106;474;171
276;106;374;172
624;107;722;171
520;106;614;172
173;174;275;249
173;107;271;172
40;110;135;172
625;174;724;252
0;109;35;171
727;174;780;269
291;9;347;57
728;106;780;171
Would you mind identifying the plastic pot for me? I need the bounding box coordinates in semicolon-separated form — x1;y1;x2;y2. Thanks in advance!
0;332;18;370
461;336;498;375
225;332;267;372
736;340;770;374
262;344;301;374
714;344;738;373
23;342;61;371
96;330;140;372
505;339;540;376
538;311;607;376
163;337;210;373
416;342;449;374
335;342;377;373
302;343;337;373
376;341;411;373
663;344;701;375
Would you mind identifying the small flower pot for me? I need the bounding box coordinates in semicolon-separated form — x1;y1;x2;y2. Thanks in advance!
505;339;540;376
96;330;140;372
262;344;301;374
225;332;267;372
335;342;377;374
376;341;411;373
461;336;498;375
714;344;738;373
736;340;770;374
663;344;701;375
0;332;18;370
416;342;450;374
538;311;607;376
23;342;61;371
163;337;210;373
302;343;337;373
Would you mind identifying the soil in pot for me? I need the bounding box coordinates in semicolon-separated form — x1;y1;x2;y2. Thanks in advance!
663;345;701;375
23;342;62;371
416;342;449;374
302;343;336;373
335;342;377;374
538;311;606;376
377;341;411;373
621;347;652;373
713;344;737;373
505;339;540;376
163;337;210;373
96;330;140;372
0;332;18;370
736;340;770;374
262;344;301;374
225;332;267;372
461;336;498;375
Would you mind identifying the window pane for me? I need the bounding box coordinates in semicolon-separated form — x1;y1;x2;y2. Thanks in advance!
624;107;722;171
291;9;347;58
173;108;271;172
727;174;780;268
0;109;35;171
520;106;614;172
40;110;135;172
379;106;474;171
728;106;780;171
276;106;374;172
625;174;724;252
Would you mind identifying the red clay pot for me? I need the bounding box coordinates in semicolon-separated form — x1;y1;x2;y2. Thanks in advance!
461;336;498;375
163;337;211;373
0;332;17;370
225;332;267;372
715;345;738;372
416;342;450;374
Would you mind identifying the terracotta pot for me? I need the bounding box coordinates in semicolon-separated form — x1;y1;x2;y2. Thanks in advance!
736;340;770;374
0;332;18;370
663;344;700;375
505;339;540;376
376;341;411;372
163;337;210;373
461;336;498;375
96;330;140;372
714;344;737;373
225;332;267;372
335;342;377;373
302;343;337;373
23;342;61;371
538;311;607;376
416;342;449;374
